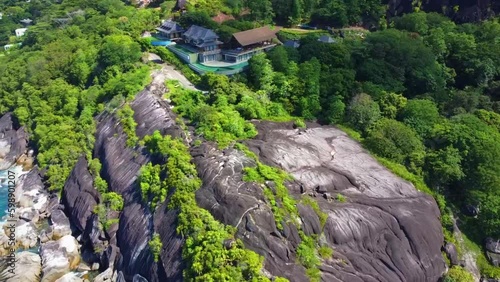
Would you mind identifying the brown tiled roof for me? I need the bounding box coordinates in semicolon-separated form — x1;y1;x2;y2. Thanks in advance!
232;26;277;47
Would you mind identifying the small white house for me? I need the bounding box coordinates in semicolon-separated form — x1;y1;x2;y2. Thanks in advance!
15;28;27;37
4;43;21;51
0;12;3;20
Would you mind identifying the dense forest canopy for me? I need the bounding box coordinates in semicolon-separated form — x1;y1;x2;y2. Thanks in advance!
1;0;500;280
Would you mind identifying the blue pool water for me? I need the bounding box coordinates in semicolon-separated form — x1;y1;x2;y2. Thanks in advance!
151;40;172;46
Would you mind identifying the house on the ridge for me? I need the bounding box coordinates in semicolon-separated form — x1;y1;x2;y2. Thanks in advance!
283;39;300;48
163;24;280;75
222;26;278;63
182;25;223;63
318;35;336;44
156;20;184;40
15;28;27;37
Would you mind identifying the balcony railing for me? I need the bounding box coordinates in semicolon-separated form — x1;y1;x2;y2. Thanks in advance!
222;44;276;56
201;49;221;55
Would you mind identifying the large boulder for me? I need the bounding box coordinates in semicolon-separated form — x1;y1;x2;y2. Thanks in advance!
16;167;49;214
50;209;72;240
443;242;460;266
0;251;41;282
12;219;38;249
0;112;28;170
485;238;500;267
40;235;80;282
54;273;84;282
62;156;100;234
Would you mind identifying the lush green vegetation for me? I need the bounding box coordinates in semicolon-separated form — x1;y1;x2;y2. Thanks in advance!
296;233;321;281
88;157;124;231
149;233;163;263
138;162;166;211
117;104;139;147
165;73;293;147
318;246;333;259
237;12;500;278
141;131;275;281
235;143;298;229
0;0;154;192
300;196;328;227
3;0;500;279
443;266;474;282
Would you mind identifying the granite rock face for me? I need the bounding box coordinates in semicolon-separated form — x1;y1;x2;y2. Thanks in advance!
90;68;184;281
192;121;445;282
0;112;28;170
61;67;446;281
61;156;100;234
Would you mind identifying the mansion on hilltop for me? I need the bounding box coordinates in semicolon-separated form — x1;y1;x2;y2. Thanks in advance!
154;20;279;75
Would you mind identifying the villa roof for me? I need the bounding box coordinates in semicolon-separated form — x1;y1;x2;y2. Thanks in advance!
318;35;336;43
183;25;219;41
232;26;277;47
284;40;300;48
156;20;184;34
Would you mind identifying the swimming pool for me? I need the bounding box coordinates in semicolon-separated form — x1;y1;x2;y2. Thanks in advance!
151;40;172;46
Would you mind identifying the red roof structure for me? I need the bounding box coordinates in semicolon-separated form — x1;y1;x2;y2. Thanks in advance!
232;26;278;47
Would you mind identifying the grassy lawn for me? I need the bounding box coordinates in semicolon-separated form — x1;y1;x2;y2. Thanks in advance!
281;28;327;34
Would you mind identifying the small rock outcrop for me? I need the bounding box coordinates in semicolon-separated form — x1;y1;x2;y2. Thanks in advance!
49;209;72;240
0;112;28;170
444;242;460;266
40;235;81;282
0;168;49;255
485;238;500;267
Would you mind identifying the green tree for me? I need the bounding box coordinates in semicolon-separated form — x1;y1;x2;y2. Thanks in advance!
247;0;274;23
99;35;141;69
346;93;381;132
248;53;275;93
393;12;429;35
267;46;289;73
323;96;345;124
297;58;321;120
149;233;163;263
139;163;165;210
365;118;425;169
378;91;407;119
425;146;464;188
399;99;440;138
355;29;447;97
